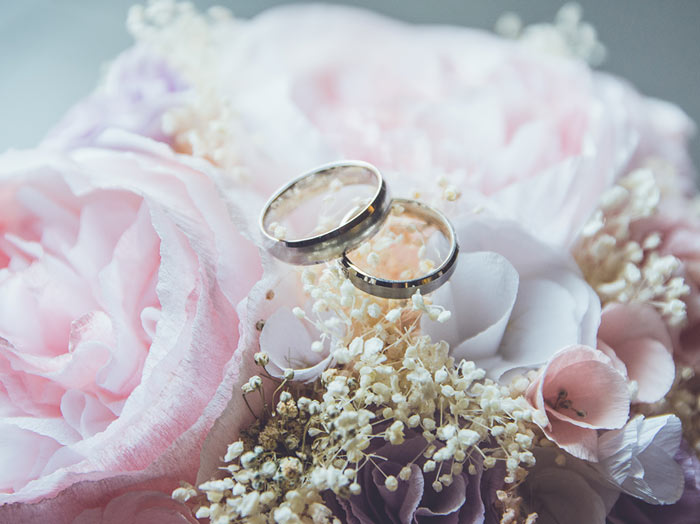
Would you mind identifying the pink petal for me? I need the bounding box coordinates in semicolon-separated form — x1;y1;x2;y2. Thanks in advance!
545;416;600;462
599;303;673;351
541;352;630;429
72;491;197;524
599;304;675;403
614;338;675;403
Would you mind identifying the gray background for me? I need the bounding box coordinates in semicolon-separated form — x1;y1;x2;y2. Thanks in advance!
1;0;698;167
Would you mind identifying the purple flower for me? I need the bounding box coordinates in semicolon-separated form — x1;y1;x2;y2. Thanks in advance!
520;447;621;524
41;46;188;150
326;435;502;524
607;442;700;524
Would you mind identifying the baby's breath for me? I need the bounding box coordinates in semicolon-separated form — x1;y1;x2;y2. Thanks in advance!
496;2;606;66
128;0;247;178
184;247;540;522
574;168;689;327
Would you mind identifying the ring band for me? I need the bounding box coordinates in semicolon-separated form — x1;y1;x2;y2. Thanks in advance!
260;160;391;265
340;199;459;299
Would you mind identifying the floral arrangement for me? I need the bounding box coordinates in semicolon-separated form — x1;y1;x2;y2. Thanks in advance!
1;2;699;523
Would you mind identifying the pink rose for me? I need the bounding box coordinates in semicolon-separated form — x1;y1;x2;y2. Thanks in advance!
0;131;261;521
174;4;694;246
526;345;630;461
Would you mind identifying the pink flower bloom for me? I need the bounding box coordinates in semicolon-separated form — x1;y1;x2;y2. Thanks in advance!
189;4;694;246
526;345;630;461
0;132;261;519
598;303;675;403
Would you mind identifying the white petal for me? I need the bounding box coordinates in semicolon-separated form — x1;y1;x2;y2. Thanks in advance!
422;251;518;361
495;279;579;377
260;307;329;381
598;414;684;505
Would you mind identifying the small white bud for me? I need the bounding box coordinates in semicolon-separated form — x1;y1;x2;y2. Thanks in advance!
412;290;425;310
437;310;452;323
385;308;402;323
224;441;245;462
367;303;382;318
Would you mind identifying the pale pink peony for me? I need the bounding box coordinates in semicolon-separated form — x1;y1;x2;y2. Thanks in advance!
185;4;694;246
598;303;675;403
0;131;261;520
526;345;630;461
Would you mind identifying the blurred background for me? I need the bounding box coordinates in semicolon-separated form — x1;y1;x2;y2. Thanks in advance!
1;0;698;166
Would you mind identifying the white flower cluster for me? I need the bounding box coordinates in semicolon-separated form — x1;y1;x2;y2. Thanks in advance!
183;254;540;522
496;2;607;66
574;169;689;326
127;0;231;87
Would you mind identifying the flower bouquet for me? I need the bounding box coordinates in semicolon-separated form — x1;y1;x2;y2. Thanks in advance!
1;2;699;523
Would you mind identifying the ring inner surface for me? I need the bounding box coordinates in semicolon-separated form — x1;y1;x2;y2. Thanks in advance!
262;165;379;243
344;200;454;287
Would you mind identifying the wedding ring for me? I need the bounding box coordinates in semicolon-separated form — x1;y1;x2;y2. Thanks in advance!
260;161;391;265
340;199;459;299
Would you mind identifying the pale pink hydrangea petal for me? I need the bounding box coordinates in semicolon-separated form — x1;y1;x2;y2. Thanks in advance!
598;304;675;403
527;345;630;461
